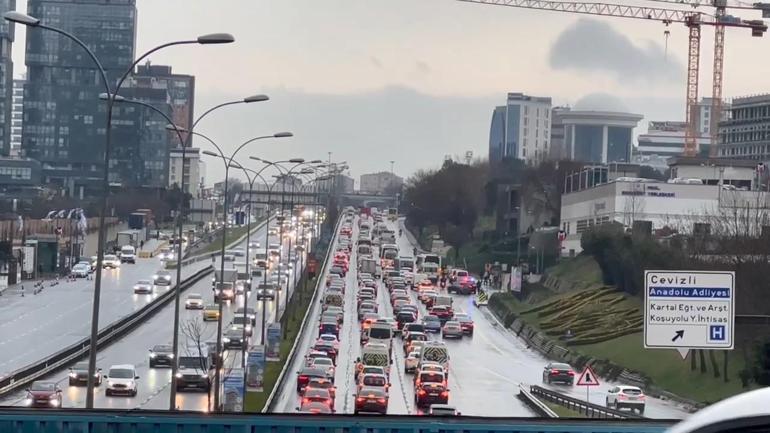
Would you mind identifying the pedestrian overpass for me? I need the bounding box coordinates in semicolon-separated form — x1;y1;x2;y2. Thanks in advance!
0;409;675;433
239;185;397;209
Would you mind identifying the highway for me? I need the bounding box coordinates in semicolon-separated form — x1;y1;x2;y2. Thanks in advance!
0;219;309;410
272;214;689;418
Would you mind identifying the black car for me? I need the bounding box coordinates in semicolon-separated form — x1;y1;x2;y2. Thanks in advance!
296;366;331;393
318;320;339;338
153;270;173;286
543;362;575;385
68;362;102;386
223;328;248;350
402;322;425;338
149;344;174;368
415;382;449;408
25;381;63;408
396;311;417;330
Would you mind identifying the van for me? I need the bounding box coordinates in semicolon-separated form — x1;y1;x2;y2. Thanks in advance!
120;245;136;264
434;294;453;308
365;319;393;352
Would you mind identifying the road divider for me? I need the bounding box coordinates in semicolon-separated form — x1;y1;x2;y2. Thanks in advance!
517;384;558;418
527;385;643;420
263;216;342;413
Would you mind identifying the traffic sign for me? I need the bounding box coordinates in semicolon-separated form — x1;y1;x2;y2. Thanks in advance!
644;270;735;359
576;366;600;387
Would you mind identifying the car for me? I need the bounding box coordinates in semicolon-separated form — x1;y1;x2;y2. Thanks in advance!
296;366;331;393
606;385;646;413
357;373;389;392
24;381;63;408
133;279;153;294
420;289;438;304
442;321;463;339
102;254;121;269
234;307;257;326
305;377;337;401
203;304;220;321
453;313;475;336
324;306;344;323
229;319;254;337
223;326;248;350
422;315;442;333
256;284;277;300
70;263;90;278
415;382;449;408
317;334;341;351
318;320;339;338
310;357;336;378
402;323;426;340
153;270;172;286
405;349;422;374
105;364;139;396
403;331;428;352
296;401;333;414
354;386;389;414
414;369;447;388
300;387;335;412
429;305;454;322
396;311;417;330
148;344;175;367
185;293;204;309
542;362;575;385
68;362;102;386
429;404;461;416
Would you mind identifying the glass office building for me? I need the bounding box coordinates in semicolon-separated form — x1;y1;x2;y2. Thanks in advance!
0;0;14;156
562;111;643;164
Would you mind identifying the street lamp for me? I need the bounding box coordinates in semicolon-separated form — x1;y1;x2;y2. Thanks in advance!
197;132;292;411
110;95;268;410
6;9;236;408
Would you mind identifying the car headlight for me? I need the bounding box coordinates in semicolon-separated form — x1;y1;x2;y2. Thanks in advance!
153;275;159;280
49;398;59;406
175;373;183;378
164;276;171;280
168;354;174;359
24;398;32;406
201;373;208;378
223;337;230;343
69;372;77;378
108;381;115;387
149;353;156;358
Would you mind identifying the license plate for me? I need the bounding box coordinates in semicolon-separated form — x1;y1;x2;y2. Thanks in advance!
627;396;637;400
429;393;439;396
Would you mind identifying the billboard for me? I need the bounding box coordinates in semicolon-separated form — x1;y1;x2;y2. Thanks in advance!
246;346;265;392
266;323;281;361
510;267;522;293
221;368;244;412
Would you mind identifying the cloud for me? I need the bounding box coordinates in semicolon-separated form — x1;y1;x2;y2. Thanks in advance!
548;18;683;84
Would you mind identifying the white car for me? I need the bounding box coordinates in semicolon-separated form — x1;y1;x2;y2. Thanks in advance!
185;293;204;309
405;350;421;373
105;364;139;397
70;263;90;278
102;254;121;269
133;280;153;294
606;385;646;414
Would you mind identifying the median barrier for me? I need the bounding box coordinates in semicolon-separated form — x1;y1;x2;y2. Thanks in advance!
528;385;645;420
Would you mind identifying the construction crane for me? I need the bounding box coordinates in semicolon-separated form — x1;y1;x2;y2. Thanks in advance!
459;0;767;157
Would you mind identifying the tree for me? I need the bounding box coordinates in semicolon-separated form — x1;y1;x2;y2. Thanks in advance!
181;317;216;411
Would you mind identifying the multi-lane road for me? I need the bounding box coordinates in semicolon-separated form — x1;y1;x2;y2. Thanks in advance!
272;215;690;418
0;220;309;410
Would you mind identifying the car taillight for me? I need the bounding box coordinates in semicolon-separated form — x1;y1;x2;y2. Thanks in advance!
568;371;575;376
302;398;310;404
418;389;426;395
638;395;646;400
618;394;627;400
377;398;386;404
551;369;560;374
356;397;365;402
299;375;308;382
440;391;449;397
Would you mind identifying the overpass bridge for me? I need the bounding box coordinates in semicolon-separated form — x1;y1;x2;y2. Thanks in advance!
238;185;397;209
0;409;675;433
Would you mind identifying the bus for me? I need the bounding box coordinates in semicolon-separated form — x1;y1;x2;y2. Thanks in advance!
416;253;442;269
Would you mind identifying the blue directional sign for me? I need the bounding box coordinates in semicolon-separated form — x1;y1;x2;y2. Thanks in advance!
644;270;735;357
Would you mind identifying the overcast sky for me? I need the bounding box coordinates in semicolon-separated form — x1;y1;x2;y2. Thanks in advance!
10;0;770;185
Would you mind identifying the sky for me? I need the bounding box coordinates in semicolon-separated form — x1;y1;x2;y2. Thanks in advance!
9;0;770;185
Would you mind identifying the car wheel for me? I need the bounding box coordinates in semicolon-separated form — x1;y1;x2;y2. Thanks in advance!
606;398;611;407
132;389;138;397
638;406;645;415
149;361;155;368
105;389;111;396
69;378;75;386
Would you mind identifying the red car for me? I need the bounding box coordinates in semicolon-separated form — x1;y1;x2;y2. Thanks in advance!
297;366;331;393
415;382;449;408
25;381;63;408
453;313;475;336
429;306;454;322
301;388;335;412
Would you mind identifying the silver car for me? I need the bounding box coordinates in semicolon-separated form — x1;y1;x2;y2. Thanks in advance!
441;321;463;339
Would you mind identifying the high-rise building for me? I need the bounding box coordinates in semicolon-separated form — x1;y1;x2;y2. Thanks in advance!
0;1;15;156
487;92;552;163
23;0;137;198
10;77;23;157
169;147;201;197
548;106;570;160
717;94;770;160
111;86;172;188
359;171;403;194
561;110;643;163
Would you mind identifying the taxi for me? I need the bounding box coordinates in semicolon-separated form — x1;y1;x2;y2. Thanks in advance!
203;304;220;321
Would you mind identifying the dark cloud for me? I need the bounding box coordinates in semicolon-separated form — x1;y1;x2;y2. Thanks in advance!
548;18;683;83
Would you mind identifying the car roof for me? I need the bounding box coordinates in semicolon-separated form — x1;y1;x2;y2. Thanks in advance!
109;364;135;370
304;388;331;398
444;321;461;326
358;386;387;396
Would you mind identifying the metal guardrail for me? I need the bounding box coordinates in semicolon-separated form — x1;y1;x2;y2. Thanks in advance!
528;385;644;420
264;216;343;412
517;385;558;418
0;266;212;397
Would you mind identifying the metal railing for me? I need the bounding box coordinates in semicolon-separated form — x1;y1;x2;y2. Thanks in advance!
264;216;343;412
517;385;558;418
528;385;644;420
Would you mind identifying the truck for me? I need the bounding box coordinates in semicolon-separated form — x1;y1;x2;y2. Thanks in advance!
212;268;238;287
358;258;379;277
116;229;146;248
233;262;250;293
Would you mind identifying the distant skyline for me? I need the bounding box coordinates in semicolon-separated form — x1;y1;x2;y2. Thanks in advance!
9;0;770;184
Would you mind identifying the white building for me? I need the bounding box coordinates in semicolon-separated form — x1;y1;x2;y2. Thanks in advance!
561;110;643;164
560;158;770;256
169;147;201;197
359;171;402;194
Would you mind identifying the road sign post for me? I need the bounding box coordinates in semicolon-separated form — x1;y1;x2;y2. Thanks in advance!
644;270;735;359
576;365;600;402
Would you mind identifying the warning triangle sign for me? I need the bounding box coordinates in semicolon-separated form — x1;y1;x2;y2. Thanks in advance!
576;365;600;386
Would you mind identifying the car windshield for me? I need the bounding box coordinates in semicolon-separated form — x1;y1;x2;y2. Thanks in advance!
178;356;205;370
109;368;134;379
153;345;172;352
363;375;387;386
188;294;202;300
30;382;55;392
73;362;89;371
369;327;391;339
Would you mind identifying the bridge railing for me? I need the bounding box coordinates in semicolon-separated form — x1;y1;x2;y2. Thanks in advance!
528;385;645;420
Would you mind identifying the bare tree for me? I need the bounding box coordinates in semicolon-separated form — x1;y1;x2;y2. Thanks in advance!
180;317;216;411
622;182;646;228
